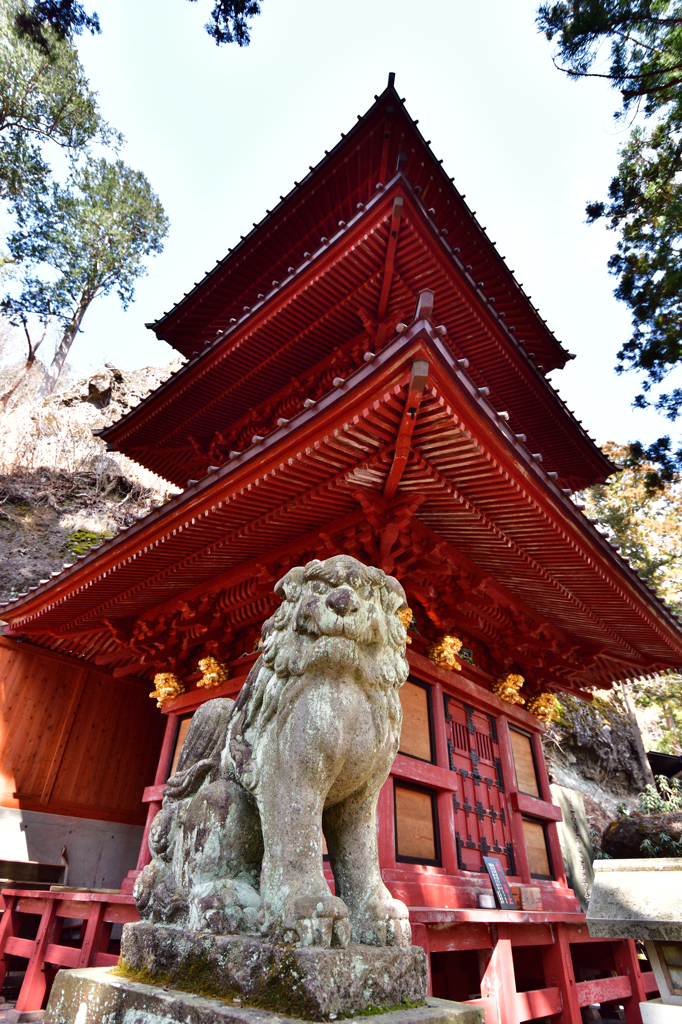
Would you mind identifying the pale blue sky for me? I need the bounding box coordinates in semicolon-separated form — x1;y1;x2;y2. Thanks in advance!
62;0;682;451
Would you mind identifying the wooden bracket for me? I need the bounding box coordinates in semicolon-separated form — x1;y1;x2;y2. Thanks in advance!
383;359;429;501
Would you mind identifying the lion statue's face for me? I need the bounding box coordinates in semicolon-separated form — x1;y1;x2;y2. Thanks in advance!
262;555;410;688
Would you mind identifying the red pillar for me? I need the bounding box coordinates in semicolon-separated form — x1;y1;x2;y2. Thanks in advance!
532;732;567;888
496;718;531;883
378;775;396;870
121;712;177;894
15;901;58;1011
411;922;430;994
432;681;459;876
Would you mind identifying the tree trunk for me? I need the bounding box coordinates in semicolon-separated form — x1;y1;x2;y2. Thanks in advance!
663;702;682;754
0;361;31;413
621;680;656;785
38;294;91;398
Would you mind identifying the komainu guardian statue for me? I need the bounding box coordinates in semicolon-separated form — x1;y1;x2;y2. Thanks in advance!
134;555;412;949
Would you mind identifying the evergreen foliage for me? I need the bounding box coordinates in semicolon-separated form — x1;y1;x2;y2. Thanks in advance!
538;3;682;481
633;674;682;753
619;776;682;855
190;0;261;46
2;159;169;394
582;441;682;753
14;0;99;51
16;0;262;49
583;442;682;610
0;0;168;392
637;774;682;813
0;0;108;200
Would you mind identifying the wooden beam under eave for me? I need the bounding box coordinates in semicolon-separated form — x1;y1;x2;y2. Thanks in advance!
376;196;404;325
383;358;429;501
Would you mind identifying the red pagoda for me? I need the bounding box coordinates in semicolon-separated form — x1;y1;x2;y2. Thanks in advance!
0;74;678;1024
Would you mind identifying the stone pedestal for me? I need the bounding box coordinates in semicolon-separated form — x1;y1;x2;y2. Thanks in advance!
120;921;427;1019
640;999;682;1024
43;967;484;1024
586;858;682;941
588;858;682;1017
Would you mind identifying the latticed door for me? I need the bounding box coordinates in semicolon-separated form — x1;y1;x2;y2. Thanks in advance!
444;695;516;876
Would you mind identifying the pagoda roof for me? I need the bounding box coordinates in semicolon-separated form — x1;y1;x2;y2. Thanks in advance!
4;304;681;696
149;77;569;368
100;169;613;490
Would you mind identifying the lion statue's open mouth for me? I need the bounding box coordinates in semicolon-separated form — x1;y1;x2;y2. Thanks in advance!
134;554;412;950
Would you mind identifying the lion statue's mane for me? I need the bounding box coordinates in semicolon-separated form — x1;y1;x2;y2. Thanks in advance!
135;555;412;949
232;558;409;786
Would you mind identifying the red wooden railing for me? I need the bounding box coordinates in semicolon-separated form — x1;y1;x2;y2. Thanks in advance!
0;889;139;1012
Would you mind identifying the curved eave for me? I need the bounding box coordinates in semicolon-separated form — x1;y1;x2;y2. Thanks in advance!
99;180;612;489
3;322;681;689
149;81;570;373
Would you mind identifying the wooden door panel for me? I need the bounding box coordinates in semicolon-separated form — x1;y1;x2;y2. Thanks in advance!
444;695;516;876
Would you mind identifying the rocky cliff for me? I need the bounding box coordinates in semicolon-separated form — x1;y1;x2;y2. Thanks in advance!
543;690;650;840
0;361;182;604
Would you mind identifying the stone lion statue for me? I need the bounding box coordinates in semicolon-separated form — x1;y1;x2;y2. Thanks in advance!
134;554;412;949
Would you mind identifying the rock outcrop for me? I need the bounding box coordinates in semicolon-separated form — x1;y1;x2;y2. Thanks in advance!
543;692;649;837
601;811;682;858
0;360;181;605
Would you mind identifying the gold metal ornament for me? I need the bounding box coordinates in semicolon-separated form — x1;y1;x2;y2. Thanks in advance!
426;635;463;671
492;672;525;705
526;692;559;723
149;672;185;708
197;656;230;689
398;606;414;644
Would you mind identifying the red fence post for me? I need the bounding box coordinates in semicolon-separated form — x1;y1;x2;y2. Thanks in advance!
541;923;581;1024
121;713;178;893
0;893;19;990
612;939;646;1024
481;923;519;1024
15;901;58;1011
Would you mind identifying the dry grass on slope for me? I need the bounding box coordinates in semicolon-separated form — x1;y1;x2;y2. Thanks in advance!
0;359;182;604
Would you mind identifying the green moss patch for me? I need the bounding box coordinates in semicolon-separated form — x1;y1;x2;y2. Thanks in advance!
62;528;113;557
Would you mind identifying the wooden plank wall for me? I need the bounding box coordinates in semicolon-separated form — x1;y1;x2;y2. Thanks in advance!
0;637;165;824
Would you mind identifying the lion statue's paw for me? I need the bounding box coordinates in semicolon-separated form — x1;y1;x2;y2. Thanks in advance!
351;896;412;948
133;862;156;917
191;880;261;934
260;894;351;949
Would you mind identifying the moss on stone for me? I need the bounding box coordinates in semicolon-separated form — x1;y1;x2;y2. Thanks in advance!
115;959;239;1006
347;998;425;1018
115;956;424;1021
